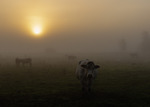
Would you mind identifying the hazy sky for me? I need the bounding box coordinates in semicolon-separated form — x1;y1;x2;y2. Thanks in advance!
0;0;150;55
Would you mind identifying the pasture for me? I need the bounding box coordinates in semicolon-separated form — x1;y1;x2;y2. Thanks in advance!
0;58;150;107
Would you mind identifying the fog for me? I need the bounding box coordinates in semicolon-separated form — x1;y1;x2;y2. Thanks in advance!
0;0;150;58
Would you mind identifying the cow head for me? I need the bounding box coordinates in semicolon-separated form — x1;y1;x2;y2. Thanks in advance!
81;61;100;79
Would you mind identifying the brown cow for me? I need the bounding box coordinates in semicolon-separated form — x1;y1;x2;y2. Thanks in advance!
16;58;32;66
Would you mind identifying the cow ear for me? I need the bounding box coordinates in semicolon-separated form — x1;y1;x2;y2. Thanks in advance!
81;65;87;69
95;65;100;69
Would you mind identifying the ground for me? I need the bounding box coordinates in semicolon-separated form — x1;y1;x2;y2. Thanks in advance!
0;59;150;107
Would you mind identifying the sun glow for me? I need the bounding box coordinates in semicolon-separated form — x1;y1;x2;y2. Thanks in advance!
33;25;42;35
27;16;46;37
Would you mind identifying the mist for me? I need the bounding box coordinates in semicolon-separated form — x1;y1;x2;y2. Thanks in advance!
0;0;150;58
1;1;150;106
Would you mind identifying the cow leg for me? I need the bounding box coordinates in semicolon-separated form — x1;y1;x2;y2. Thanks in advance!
16;63;18;67
87;80;92;94
81;80;87;96
81;80;85;91
30;63;32;67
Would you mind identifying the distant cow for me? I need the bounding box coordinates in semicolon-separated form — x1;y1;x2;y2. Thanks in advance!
76;59;100;94
66;55;77;61
16;58;32;66
129;53;138;58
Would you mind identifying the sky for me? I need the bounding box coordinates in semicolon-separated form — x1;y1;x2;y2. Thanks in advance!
0;0;150;56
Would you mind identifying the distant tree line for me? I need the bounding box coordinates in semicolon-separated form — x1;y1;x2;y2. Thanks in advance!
119;31;150;53
141;31;150;52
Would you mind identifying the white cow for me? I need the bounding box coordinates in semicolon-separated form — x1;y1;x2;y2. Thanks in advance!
76;59;100;94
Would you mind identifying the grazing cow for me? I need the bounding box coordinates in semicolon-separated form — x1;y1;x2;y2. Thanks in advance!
66;55;77;61
76;59;100;94
16;58;32;66
129;53;138;58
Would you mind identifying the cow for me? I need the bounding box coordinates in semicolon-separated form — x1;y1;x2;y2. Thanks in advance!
16;58;32;66
76;59;100;94
66;55;77;61
129;53;138;58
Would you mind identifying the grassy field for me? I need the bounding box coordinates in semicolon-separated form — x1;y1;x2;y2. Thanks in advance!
0;59;150;107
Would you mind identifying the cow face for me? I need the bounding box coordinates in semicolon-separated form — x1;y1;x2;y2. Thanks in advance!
81;62;100;79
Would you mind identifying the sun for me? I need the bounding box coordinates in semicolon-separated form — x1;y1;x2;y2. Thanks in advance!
27;16;46;37
33;25;42;35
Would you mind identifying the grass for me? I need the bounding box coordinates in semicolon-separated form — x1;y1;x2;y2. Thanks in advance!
0;60;150;107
